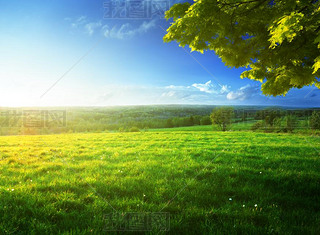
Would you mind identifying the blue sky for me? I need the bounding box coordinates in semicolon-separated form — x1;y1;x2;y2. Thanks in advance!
0;0;319;107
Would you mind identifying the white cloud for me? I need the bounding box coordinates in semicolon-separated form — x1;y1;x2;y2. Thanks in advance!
68;14;156;38
220;85;230;93
192;80;230;94
227;84;260;100
91;82;230;106
161;91;176;97
71;16;87;28
192;80;214;93
165;85;191;90
85;21;102;35
102;20;156;39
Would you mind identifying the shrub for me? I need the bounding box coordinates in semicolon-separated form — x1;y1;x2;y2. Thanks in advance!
129;127;140;132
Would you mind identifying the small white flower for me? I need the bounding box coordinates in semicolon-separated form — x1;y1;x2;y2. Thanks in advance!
254;204;258;207
30;180;32;182
143;194;146;197
11;189;14;191
229;198;232;201
260;172;262;174
243;205;245;207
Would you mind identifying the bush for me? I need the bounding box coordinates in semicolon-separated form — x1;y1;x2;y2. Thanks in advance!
129;127;140;132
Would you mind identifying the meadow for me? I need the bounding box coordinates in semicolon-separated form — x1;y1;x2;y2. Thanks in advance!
0;130;319;234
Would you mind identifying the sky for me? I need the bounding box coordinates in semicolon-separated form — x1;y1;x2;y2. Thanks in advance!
0;0;319;107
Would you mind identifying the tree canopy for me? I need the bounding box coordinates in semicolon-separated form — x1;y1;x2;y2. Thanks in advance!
210;107;234;131
164;0;320;96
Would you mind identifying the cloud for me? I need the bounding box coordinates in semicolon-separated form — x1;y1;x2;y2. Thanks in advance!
161;91;176;97
70;16;102;35
226;84;260;100
165;85;191;90
92;81;231;106
85;21;102;35
71;16;87;28
220;85;230;93
157;80;231;103
192;80;215;93
192;80;230;94
161;90;192;100
102;20;156;39
68;14;156;38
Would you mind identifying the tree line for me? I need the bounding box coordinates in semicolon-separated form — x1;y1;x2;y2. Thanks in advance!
211;107;320;133
0;106;319;135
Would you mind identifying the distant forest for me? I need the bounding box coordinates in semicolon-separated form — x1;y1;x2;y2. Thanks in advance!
0;105;319;135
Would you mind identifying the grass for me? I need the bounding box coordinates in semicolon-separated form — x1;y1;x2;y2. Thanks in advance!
149;121;256;132
0;131;319;234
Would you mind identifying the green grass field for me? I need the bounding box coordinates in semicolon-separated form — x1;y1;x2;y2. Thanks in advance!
0;131;319;234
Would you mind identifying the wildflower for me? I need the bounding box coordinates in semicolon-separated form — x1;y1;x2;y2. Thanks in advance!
243;205;245;207
254;204;258;207
229;198;232;201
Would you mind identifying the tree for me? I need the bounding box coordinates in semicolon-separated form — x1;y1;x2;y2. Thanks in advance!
263;109;281;126
310;110;320;130
164;0;320;96
284;115;298;132
210;107;234;131
241;111;247;122
200;115;212;125
166;118;174;128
